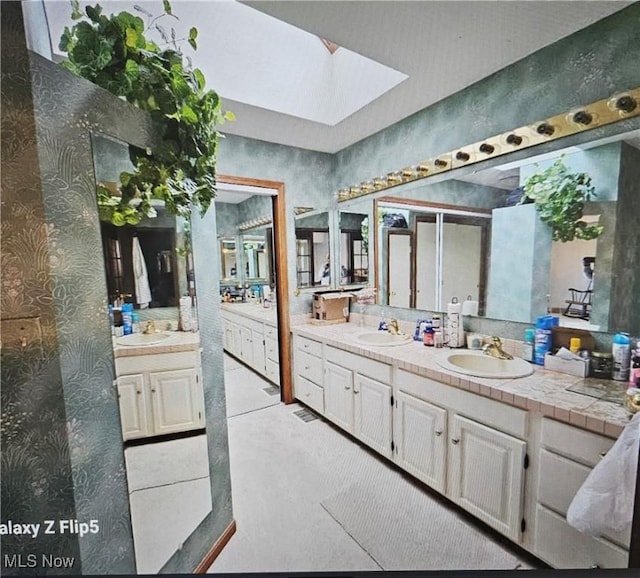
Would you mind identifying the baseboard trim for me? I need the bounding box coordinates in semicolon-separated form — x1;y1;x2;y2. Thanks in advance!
194;519;237;573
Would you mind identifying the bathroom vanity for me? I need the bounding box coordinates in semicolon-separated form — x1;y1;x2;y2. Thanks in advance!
291;321;632;569
113;331;205;440
221;303;280;386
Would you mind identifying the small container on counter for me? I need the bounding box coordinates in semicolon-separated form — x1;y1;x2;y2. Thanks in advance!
590;351;613;379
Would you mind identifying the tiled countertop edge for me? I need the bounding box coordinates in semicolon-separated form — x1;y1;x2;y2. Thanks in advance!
292;324;630;438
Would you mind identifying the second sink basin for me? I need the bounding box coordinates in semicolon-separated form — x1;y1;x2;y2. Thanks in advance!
437;352;534;379
116;332;172;346
355;331;413;347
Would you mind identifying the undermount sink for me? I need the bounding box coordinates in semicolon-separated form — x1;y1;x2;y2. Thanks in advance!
355;331;413;347
437;352;534;379
116;332;172;346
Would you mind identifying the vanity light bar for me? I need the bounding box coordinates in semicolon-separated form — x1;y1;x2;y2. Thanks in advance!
336;87;640;202
237;216;273;231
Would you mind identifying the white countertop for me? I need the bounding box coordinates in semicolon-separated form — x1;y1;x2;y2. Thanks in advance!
292;322;633;437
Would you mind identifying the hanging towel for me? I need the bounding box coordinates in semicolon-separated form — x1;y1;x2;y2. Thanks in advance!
132;237;152;308
566;412;640;537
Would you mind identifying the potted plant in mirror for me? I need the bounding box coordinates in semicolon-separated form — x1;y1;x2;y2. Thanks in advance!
520;157;603;242
60;0;234;226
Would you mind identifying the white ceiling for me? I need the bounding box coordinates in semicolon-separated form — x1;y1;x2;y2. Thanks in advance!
41;1;633;153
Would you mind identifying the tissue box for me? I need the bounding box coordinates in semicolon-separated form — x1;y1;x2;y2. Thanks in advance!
544;353;589;378
312;292;351;323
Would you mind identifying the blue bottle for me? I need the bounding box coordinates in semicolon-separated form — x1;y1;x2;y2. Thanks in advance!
534;315;559;365
612;332;631;381
121;303;134;335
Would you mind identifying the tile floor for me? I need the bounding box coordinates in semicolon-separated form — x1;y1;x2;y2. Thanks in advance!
209;354;540;573
125;432;212;574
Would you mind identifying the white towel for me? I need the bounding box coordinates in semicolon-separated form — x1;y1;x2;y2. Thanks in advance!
132;237;152;308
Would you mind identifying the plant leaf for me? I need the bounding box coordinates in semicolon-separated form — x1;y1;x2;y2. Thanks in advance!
163;0;173;15
133;4;153;18
71;0;82;20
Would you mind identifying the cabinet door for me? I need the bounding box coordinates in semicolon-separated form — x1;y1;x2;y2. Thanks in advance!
395;391;447;494
354;374;392;458
240;327;253;366
448;414;526;542
252;329;266;376
117;374;149;440
324;362;354;433
150;369;202;435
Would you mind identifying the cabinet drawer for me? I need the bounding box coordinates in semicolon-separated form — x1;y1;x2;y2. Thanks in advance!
295;375;324;414
534;505;628;569
296;335;322;358
266;358;280;386
265;337;279;362
265;324;278;340
297;350;323;385
115;350;199;376
325;346;392;384
538;449;631;548
541;417;616;467
397;369;527;439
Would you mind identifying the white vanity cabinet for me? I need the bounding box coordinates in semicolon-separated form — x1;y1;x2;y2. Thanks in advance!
395;369;528;542
325;346;393;458
394;391;447;493
293;335;325;414
115;350;205;441
533;417;629;569
221;308;279;386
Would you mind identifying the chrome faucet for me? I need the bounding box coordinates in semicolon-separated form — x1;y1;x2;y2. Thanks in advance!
483;336;513;360
388;319;400;335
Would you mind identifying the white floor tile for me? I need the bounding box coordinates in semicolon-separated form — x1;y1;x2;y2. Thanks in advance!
130;477;212;574
225;363;280;418
125;434;210;491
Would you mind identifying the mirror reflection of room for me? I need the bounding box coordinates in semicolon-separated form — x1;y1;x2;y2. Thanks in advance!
295;211;331;288
372;131;640;335
91;133;211;574
339;211;369;286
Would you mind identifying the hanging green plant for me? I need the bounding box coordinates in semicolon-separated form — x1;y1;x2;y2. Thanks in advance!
60;0;234;225
520;157;604;242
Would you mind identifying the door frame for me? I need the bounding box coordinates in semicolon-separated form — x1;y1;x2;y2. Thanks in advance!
217;175;293;404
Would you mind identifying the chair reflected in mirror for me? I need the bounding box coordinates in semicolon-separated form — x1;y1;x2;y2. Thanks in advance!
563;257;595;321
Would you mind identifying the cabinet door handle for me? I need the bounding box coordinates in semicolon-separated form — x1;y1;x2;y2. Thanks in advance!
151;388;156;393
345;385;351;390
435;430;442;436
599;451;607;459
304;365;310;370
354;389;359;395
451;438;460;445
590;564;600;569
137;390;142;395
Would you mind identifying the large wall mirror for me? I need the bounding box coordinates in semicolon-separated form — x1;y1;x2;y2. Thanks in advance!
242;231;270;283
295;210;331;288
371;128;640;336
91;133;211;573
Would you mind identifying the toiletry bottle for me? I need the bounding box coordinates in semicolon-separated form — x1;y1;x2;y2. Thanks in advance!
378;313;387;331
432;314;441;331
522;328;535;362
612;332;631;381
423;321;434;346
434;329;443;348
630;342;640;386
569;337;581;355
131;311;140;334
534;315;558;365
121;303;134;336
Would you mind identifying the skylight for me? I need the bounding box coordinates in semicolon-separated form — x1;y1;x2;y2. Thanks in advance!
43;0;408;126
